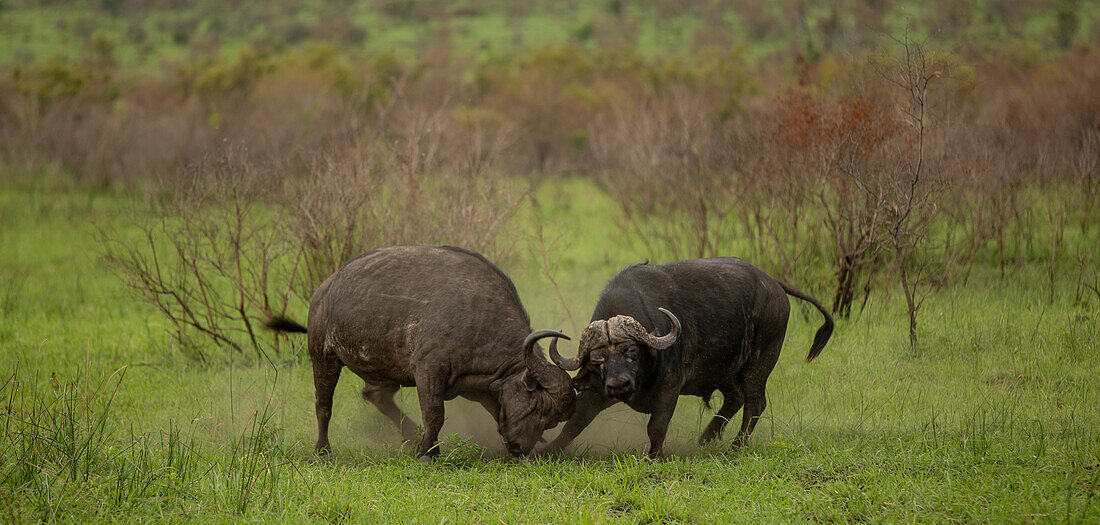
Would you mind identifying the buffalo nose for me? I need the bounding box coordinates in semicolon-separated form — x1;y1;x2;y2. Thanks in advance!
606;376;634;397
607;375;630;388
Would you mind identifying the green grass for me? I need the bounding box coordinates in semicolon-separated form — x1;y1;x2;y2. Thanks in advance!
1;176;1099;522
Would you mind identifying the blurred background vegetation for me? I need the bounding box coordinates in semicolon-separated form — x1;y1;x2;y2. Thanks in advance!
1;0;1097;67
2;0;1099;352
0;0;1096;350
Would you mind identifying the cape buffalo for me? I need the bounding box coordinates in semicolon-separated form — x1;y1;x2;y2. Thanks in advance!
543;257;833;458
267;245;575;462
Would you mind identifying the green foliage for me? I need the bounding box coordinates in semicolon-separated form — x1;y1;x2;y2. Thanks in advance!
570;19;596;44
1055;0;1081;49
192;45;273;96
3;0;1097;73
12;59;88;105
100;0;124;16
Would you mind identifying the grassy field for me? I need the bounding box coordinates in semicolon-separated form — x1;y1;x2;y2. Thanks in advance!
2;175;1098;523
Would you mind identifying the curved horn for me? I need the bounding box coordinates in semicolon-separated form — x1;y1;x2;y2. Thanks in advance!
522;329;576;416
523;329;571;375
646;307;681;350
608;309;681;350
547;336;585;371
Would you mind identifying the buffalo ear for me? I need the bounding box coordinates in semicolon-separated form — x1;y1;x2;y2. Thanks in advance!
571;372;595;392
522;370;539;392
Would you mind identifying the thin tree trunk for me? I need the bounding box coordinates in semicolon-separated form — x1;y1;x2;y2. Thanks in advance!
898;248;918;349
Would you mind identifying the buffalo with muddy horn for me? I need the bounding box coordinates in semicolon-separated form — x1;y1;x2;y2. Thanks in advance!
543;257;833;458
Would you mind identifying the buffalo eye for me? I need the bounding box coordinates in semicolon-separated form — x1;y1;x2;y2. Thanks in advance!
522;370;539;392
623;344;640;359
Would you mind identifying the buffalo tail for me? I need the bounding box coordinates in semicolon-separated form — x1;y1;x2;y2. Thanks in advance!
264;316;308;334
777;281;834;362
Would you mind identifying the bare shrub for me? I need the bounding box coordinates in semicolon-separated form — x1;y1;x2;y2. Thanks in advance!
1068;128;1100;307
735;122;827;295
867;35;953;347
289;84;527;296
292;152;526;297
518;221;580;339
952;45;1100;285
104;151;303;361
766;91;903;318
590;87;740;261
105;89;528;359
8;34;1100;360
1072;129;1099;235
942;126;1024;282
479;44;602;174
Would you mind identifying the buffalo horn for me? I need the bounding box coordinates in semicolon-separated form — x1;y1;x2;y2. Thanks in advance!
547;336;587;371
523;329;571;376
609;308;681;350
522;329;575;414
645;308;681;350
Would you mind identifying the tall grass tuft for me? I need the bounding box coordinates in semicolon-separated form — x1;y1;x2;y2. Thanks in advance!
0;363;289;520
218;406;284;515
1;366;127;521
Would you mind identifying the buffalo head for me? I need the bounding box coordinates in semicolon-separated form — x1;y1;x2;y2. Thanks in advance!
492;330;576;455
549;308;681;402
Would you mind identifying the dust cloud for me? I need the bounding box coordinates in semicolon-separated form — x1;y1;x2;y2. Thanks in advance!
343;387;728;458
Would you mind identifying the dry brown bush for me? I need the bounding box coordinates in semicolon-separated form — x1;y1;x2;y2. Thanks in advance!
102;81;528;358
290;97;527;299
589;86;741;261
937;45;1100;286
103;150;301;360
764;91;905;317
868;37;955;347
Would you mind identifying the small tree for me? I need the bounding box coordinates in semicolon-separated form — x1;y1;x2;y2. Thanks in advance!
771;92;901;318
868;34;951;348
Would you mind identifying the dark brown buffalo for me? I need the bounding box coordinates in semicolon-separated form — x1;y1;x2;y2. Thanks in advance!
267;245;574;462
544;257;833;458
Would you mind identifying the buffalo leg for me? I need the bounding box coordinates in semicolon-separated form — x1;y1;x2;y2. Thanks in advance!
733;392;766;447
414;370;447;462
542;389;614;453
311;352;343;456
698;387;744;446
732;338;782;447
645;395;679;459
361;382;419;443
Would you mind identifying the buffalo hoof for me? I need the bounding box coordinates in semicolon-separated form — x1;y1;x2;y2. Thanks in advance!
697;429;720;446
417;455;434;464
